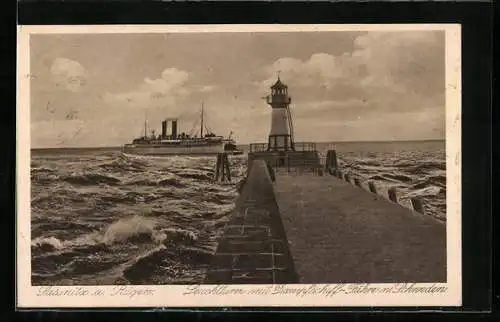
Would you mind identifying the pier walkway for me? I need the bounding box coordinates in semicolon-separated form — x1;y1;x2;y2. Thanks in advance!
204;160;298;284
274;172;446;283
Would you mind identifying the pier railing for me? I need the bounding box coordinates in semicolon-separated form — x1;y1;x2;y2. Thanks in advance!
273;156;326;175
249;142;317;153
267;154;326;174
249;143;267;153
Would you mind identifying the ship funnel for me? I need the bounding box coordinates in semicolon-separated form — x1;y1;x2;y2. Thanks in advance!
171;119;178;139
162;120;168;139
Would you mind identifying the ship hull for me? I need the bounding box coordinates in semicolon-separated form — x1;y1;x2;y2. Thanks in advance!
122;143;240;156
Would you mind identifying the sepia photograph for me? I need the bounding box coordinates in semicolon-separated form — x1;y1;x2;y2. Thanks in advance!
17;24;461;308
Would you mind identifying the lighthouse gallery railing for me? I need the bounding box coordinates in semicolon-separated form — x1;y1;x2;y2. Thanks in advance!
249;142;317;153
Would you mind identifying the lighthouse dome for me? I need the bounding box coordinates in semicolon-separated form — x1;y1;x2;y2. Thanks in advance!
271;77;288;89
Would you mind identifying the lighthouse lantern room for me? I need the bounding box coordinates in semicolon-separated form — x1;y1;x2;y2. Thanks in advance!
266;76;295;151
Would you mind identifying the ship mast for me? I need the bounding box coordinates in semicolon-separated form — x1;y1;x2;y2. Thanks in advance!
200;102;204;138
144;110;148;138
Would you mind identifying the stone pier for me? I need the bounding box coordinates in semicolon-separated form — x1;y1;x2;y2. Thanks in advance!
205;156;446;284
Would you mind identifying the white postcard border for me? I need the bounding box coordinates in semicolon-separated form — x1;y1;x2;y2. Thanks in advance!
16;24;462;308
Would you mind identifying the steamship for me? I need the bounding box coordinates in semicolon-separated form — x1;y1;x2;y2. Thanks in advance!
123;103;243;156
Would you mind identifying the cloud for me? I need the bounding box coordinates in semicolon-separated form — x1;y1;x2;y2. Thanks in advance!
91;67;198;142
351;31;445;97
142;68;189;96
50;58;88;92
260;53;345;90
104;67;190;115
250;31;446;142
255;31;445;136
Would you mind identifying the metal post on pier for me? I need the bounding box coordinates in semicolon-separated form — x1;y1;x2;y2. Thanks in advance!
215;154;220;180
224;153;231;182
388;187;398;203
214;152;231;182
411;197;425;214
368;181;377;194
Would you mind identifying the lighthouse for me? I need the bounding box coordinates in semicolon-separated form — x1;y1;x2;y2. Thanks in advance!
266;76;295;151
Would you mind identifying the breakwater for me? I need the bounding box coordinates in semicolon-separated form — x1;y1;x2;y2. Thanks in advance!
205;150;446;284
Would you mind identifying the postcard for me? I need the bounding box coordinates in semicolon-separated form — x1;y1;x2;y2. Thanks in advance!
17;24;461;308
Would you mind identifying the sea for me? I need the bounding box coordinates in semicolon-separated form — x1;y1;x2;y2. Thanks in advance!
30;140;446;285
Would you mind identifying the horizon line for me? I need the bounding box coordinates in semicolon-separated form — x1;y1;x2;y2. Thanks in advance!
30;138;445;150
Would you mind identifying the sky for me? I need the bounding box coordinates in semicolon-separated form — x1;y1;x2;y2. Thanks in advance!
29;30;445;148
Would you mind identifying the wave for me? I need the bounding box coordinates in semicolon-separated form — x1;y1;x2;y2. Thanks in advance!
32;171;122;186
346;158;382;167
174;170;213;181
31;188;88;205
32;236;65;252
382;173;414;183
31;214;209;255
405;185;442;198
32;220;96;239
396;161;446;173
122;243;214;284
412;175;446;189
32;215;166;253
31;154;217;187
101;215;166;245
31;167;56;174
31;215;213;284
98;154;150;172
126;177;185;188
121;245;169;283
62;172;122;185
